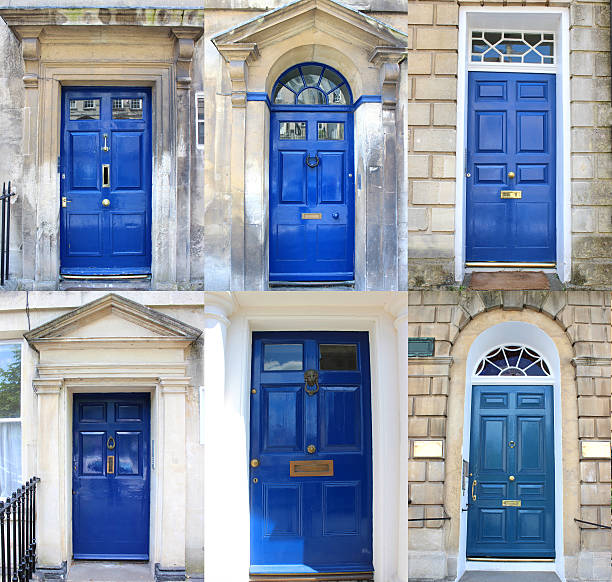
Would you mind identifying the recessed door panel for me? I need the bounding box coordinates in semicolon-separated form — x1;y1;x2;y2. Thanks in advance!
466;72;556;263
250;332;372;575
280;152;307;203
73;393;150;560
61;88;152;275
467;385;555;558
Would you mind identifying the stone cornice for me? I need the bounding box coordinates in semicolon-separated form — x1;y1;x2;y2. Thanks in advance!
408;357;454;367
572;356;612;368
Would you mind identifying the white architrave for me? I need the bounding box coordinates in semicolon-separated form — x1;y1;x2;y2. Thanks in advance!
24;294;201;575
458;321;565;580
455;7;571;283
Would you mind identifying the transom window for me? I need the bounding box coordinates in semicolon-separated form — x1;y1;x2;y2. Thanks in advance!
475;344;550;377
471;31;555;65
272;63;352;106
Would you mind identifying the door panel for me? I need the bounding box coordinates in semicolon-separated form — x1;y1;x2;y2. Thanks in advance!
466;72;556;263
270;112;354;282
467;385;554;558
250;332;372;574
61;88;152;275
73;393;150;560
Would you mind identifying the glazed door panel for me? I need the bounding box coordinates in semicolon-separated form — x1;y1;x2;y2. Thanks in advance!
269;112;354;282
466;72;556;263
60;88;152;275
250;332;372;574
72;393;150;559
467;386;555;558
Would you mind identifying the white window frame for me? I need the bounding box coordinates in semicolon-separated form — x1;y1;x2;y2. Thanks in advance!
0;341;23;500
458;321;564;580
455;7;571;283
195;92;205;150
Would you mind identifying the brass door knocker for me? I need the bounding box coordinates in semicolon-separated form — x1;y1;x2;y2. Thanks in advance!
304;369;320;396
306;155;320;168
107;436;116;450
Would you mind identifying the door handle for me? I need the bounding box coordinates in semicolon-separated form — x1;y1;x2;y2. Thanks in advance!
306;155;319;168
307;444;316;454
250;459;260;468
61;197;71;208
102;199;110;207
102;134;110;152
509;475;515;481
507;171;515;179
471;479;477;501
102;164;110;188
332;212;339;219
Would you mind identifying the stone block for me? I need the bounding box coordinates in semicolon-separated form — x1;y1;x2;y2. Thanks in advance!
431;377;449;395
407;52;432;75
408;377;430;396
408;207;429;231
408;154;429;178
428;461;445;482
408;417;429;437
409;2;434;24
434;340;451;356
436;3;458;25
573;208;596;233
571;28;609;52
598;461;611;482
594;3;611;27
571;51;595;76
580;461;598;482
436;305;452;322
581;483;611;505
581;529;612;551
410;482;444;505
431;155;456;178
408;291;423;305
593;377;610;395
572;155;595;179
408;103;431;126
572;102;596;126
431;207;455;231
577;377;595;395
413;128;456;152
422;290;459;305
408;233;454;258
595;51;611;77
579;418;596;437
414;395;447;416
412;180;455;205
425;506;446;528
572;3;594;26
408;305;436;322
571;77;611;102
429;418;446;436
524;290;548;311
416;28;458;50
572;127;612;153
408;505;424;528
567;290;606;306
595;417;610;437
408;461;427;482
433;102;456;126
596;102;612;125
589;306;609;324
578;396;610;417
407;551;447;579
435;52;458;75
595;153;612;178
414;77;457;101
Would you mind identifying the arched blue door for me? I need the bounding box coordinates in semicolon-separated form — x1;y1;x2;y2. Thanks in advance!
269;64;355;282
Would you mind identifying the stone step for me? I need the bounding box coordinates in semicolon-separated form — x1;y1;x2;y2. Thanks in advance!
458;572;561;582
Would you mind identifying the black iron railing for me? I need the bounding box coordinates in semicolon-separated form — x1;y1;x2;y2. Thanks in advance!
574;518;611;530
0;182;15;286
0;477;40;582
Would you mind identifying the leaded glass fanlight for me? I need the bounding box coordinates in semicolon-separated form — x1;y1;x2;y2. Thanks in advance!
471;31;555;65
272;64;352;105
475;345;550;377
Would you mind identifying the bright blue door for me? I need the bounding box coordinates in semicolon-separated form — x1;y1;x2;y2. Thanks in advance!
250;332;372;574
73;393;150;559
467;386;555;558
269;111;355;282
60;88;152;276
466;72;556;263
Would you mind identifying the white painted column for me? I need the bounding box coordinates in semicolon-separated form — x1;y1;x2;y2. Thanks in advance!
202;293;242;582
33;378;65;568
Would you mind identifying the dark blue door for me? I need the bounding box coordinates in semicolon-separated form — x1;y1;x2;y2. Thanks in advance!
466;72;556;263
60;88;152;276
73;393;150;559
467;386;555;558
269;111;355;282
250;332;372;574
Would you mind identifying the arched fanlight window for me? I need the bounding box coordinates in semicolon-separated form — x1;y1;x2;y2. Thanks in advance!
272;63;352;106
475;344;550;377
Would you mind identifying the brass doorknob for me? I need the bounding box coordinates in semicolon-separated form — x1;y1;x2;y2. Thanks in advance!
250;459;260;468
307;444;316;454
507;171;515;179
509;475;515;481
102;198;110;207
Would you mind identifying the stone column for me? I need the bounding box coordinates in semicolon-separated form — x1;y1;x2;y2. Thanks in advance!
157;377;190;576
202;292;240;582
33;378;66;574
214;44;259;290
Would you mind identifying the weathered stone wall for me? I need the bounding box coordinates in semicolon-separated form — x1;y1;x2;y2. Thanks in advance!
408;290;612;581
408;0;612;287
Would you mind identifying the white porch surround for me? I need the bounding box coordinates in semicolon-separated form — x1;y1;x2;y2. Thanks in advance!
24;294;202;576
202;291;407;582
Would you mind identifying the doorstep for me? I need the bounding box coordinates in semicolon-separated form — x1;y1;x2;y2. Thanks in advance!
65;561;153;582
464;271;563;290
458;572;561;582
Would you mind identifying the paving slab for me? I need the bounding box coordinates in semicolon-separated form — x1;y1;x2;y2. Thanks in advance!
458;572;561;582
66;561;153;582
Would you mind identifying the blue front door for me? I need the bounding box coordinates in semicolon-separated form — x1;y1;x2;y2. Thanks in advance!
73;393;150;559
269;111;355;282
467;385;555;558
466;72;556;263
250;332;372;574
60;88;152;276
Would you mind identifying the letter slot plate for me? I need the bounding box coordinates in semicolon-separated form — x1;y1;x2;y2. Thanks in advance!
107;455;115;474
502;499;521;507
301;212;323;220
290;459;334;477
500;190;522;199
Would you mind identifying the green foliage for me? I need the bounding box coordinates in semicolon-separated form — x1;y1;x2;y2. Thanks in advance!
0;346;20;418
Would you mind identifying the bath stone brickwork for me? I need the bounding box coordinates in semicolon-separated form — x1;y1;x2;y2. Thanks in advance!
408;0;612;287
408;290;611;582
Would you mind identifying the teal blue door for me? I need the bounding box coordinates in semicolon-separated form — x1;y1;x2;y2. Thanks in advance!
249;332;373;575
467;386;555;558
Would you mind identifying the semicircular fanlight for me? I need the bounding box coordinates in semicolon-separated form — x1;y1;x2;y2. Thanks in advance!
272;63;352;106
475;345;550;377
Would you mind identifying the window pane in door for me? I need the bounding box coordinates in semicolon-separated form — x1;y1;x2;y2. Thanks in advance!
280;122;306;140
112;98;143;120
70;99;100;120
263;344;303;371
319;344;358;370
318;122;344;140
